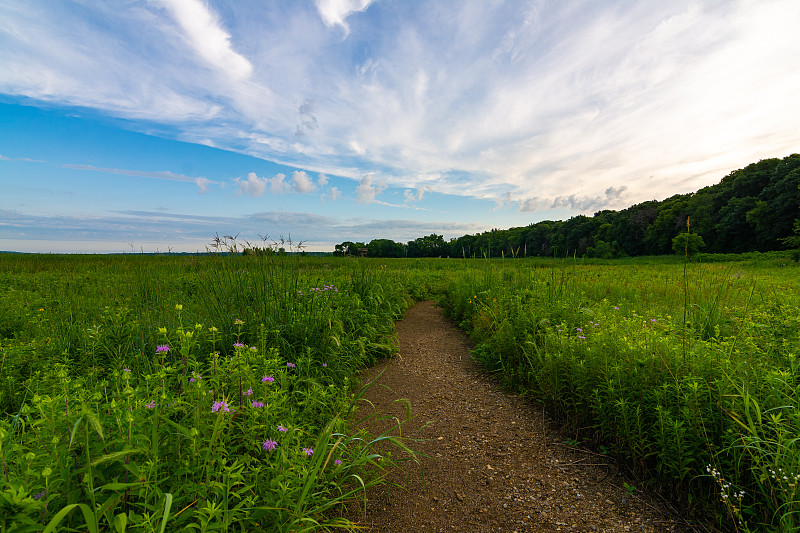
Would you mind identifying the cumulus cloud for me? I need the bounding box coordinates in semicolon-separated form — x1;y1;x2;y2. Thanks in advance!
291;170;316;193
194;177;212;193
355;174;387;204
317;173;329;187
235;172;268;196
518;186;629;214
329;186;341;201
403;186;429;204
270;173;290;194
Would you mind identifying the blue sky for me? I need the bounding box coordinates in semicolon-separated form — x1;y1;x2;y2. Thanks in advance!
1;0;799;253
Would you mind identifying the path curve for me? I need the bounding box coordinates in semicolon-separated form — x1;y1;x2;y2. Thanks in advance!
351;301;688;533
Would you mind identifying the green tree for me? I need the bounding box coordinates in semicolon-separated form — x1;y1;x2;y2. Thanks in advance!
672;232;706;257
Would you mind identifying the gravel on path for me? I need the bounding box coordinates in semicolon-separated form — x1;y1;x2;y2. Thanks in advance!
349;301;694;533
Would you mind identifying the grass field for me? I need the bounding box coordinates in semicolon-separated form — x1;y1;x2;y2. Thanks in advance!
1;252;798;531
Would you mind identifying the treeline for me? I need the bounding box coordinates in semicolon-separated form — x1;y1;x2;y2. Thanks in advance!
334;154;800;258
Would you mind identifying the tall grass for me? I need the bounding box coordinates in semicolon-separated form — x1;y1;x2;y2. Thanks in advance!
439;256;800;531
0;253;431;531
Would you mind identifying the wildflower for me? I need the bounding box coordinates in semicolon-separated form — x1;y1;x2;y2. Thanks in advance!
286;362;296;369
650;318;657;322
334;459;343;465
277;424;287;432
262;375;275;383
145;400;156;409
243;388;253;396
322;363;328;367
577;336;586;340
33;490;46;500
251;401;264;408
262;439;277;451
302;447;314;456
212;400;230;413
233;342;244;348
234;318;244;325
575;328;582;332
156;344;170;353
189;372;202;382
613;306;619;310
123;367;131;372
250;346;257;352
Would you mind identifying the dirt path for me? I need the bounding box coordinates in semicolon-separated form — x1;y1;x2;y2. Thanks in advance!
350;301;690;533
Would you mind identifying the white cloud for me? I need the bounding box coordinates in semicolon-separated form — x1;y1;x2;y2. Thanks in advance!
317;173;329;187
194;177;212;193
291;170;316;193
3;0;800;220
155;0;252;80
234;172;268;196
329;186;341;201
355;174;386;204
314;0;374;34
270;173;290;194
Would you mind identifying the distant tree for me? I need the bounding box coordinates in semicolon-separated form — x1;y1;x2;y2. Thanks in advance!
672;232;706;258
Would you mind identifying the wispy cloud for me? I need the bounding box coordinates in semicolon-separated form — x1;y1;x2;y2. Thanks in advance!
2;0;799;223
314;0;375;35
62;164;215;193
154;0;253;80
0;207;485;252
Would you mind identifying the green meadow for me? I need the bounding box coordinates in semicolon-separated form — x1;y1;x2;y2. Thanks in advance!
1;252;799;531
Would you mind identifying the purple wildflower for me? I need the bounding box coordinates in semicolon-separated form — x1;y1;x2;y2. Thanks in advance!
33;490;46;500
614;306;619;310
334;459;343;465
233;342;244;348
156;344;170;353
145;400;156;409
234;318;244;325
123;367;131;372
286;362;296;369
322;363;328;367
212;400;230;413
577;336;586;340
262;375;275;383
302;447;314;456
576;328;582;332
262;439;278;451
251;401;264;408
277;424;287;432
243;388;253;396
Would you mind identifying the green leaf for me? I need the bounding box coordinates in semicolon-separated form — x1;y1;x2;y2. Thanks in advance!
113;512;128;533
158;493;173;533
42;503;98;533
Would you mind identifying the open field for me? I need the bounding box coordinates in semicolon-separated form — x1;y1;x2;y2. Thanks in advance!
1;253;799;531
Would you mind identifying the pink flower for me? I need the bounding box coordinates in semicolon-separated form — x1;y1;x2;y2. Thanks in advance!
212;400;230;413
277;424;287;432
302;447;313;456
251;401;264;408
156;344;170;353
243;388;253;396
262;375;274;383
262;439;277;451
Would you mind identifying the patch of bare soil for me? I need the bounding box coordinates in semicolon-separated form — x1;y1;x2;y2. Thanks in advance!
350;301;693;533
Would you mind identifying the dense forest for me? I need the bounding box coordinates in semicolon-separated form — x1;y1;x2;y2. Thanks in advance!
334;154;800;258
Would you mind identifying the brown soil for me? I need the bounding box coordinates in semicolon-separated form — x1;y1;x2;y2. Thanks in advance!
349;301;695;533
